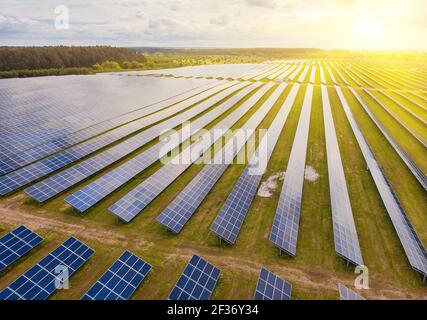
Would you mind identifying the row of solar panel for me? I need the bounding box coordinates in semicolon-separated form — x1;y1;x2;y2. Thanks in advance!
0;81;247;196
0;77;217;160
0;226;298;300
3;80;367;272
327;66;427;278
0;80;230;175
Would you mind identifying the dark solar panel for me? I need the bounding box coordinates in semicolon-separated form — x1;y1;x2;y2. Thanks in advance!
254;268;292;300
168;255;220;300
0;225;43;272
82;251;151;300
0;237;94;300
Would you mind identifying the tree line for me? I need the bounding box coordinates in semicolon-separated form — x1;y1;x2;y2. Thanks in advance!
0;46;147;71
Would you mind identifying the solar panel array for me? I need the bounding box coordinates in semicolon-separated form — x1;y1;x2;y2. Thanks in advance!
156;83;279;233
0;81;240;197
338;284;365;300
0;80;222;176
65;82;264;212
346;86;427;191
168;255;220;300
16;82;246;201
319;84;364;266
269;85;314;256
253;268;292;300
335;85;427;278
0;226;43;272
0;237;94;300
0;76;215;162
109;82;266;222
210;84;300;244
82;251;151;300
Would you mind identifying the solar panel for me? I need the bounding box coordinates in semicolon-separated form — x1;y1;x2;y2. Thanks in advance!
276;64;298;80
0;237;94;300
254;268;292;300
269;85;314;256
156;83;282;233
0;76;215;162
1;81;240;197
318;84;364;266
335;85;427;279
346;86;427;191
297;65;310;82
0;80;224;175
338;284;365;300
109;82;268;223
81;251;151;300
0;226;43;272
65;82;266;213
168;255;220;300
210;84;300;244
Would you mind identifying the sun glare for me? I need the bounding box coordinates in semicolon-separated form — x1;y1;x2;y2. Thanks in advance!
354;20;383;39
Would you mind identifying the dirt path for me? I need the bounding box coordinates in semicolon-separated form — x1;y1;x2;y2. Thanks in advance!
1;198;425;300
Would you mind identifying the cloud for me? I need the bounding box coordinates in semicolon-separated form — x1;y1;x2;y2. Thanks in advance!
0;0;425;49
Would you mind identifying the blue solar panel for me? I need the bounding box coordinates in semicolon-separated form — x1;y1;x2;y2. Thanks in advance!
254;268;292;300
1;82;240;197
210;84;300;244
344;82;427;191
82;251;151;300
338;284;365;300
0;80;227;176
110;82;265;223
269;85;314;256
336;84;427;279
0;76;218;163
0;237;94;300
65;82;262;213
0;225;43;272
168;255;220;300
156;83;279;233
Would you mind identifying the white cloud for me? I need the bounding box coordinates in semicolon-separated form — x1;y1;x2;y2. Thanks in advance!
0;0;425;49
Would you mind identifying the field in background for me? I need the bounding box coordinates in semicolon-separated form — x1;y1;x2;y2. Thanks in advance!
0;55;426;300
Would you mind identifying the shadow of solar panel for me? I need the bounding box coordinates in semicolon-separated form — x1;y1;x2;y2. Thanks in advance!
0;237;94;300
254;268;292;300
338;284;365;300
168;255;220;300
0;225;43;272
82;251;151;300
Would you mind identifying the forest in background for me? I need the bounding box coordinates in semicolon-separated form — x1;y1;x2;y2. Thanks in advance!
1;46;426;79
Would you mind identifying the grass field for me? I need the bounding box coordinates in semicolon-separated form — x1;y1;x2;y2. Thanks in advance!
0;58;426;300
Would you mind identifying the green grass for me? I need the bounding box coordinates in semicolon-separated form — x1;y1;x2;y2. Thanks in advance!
0;59;426;300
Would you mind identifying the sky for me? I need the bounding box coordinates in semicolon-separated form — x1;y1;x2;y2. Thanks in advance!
0;0;426;50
